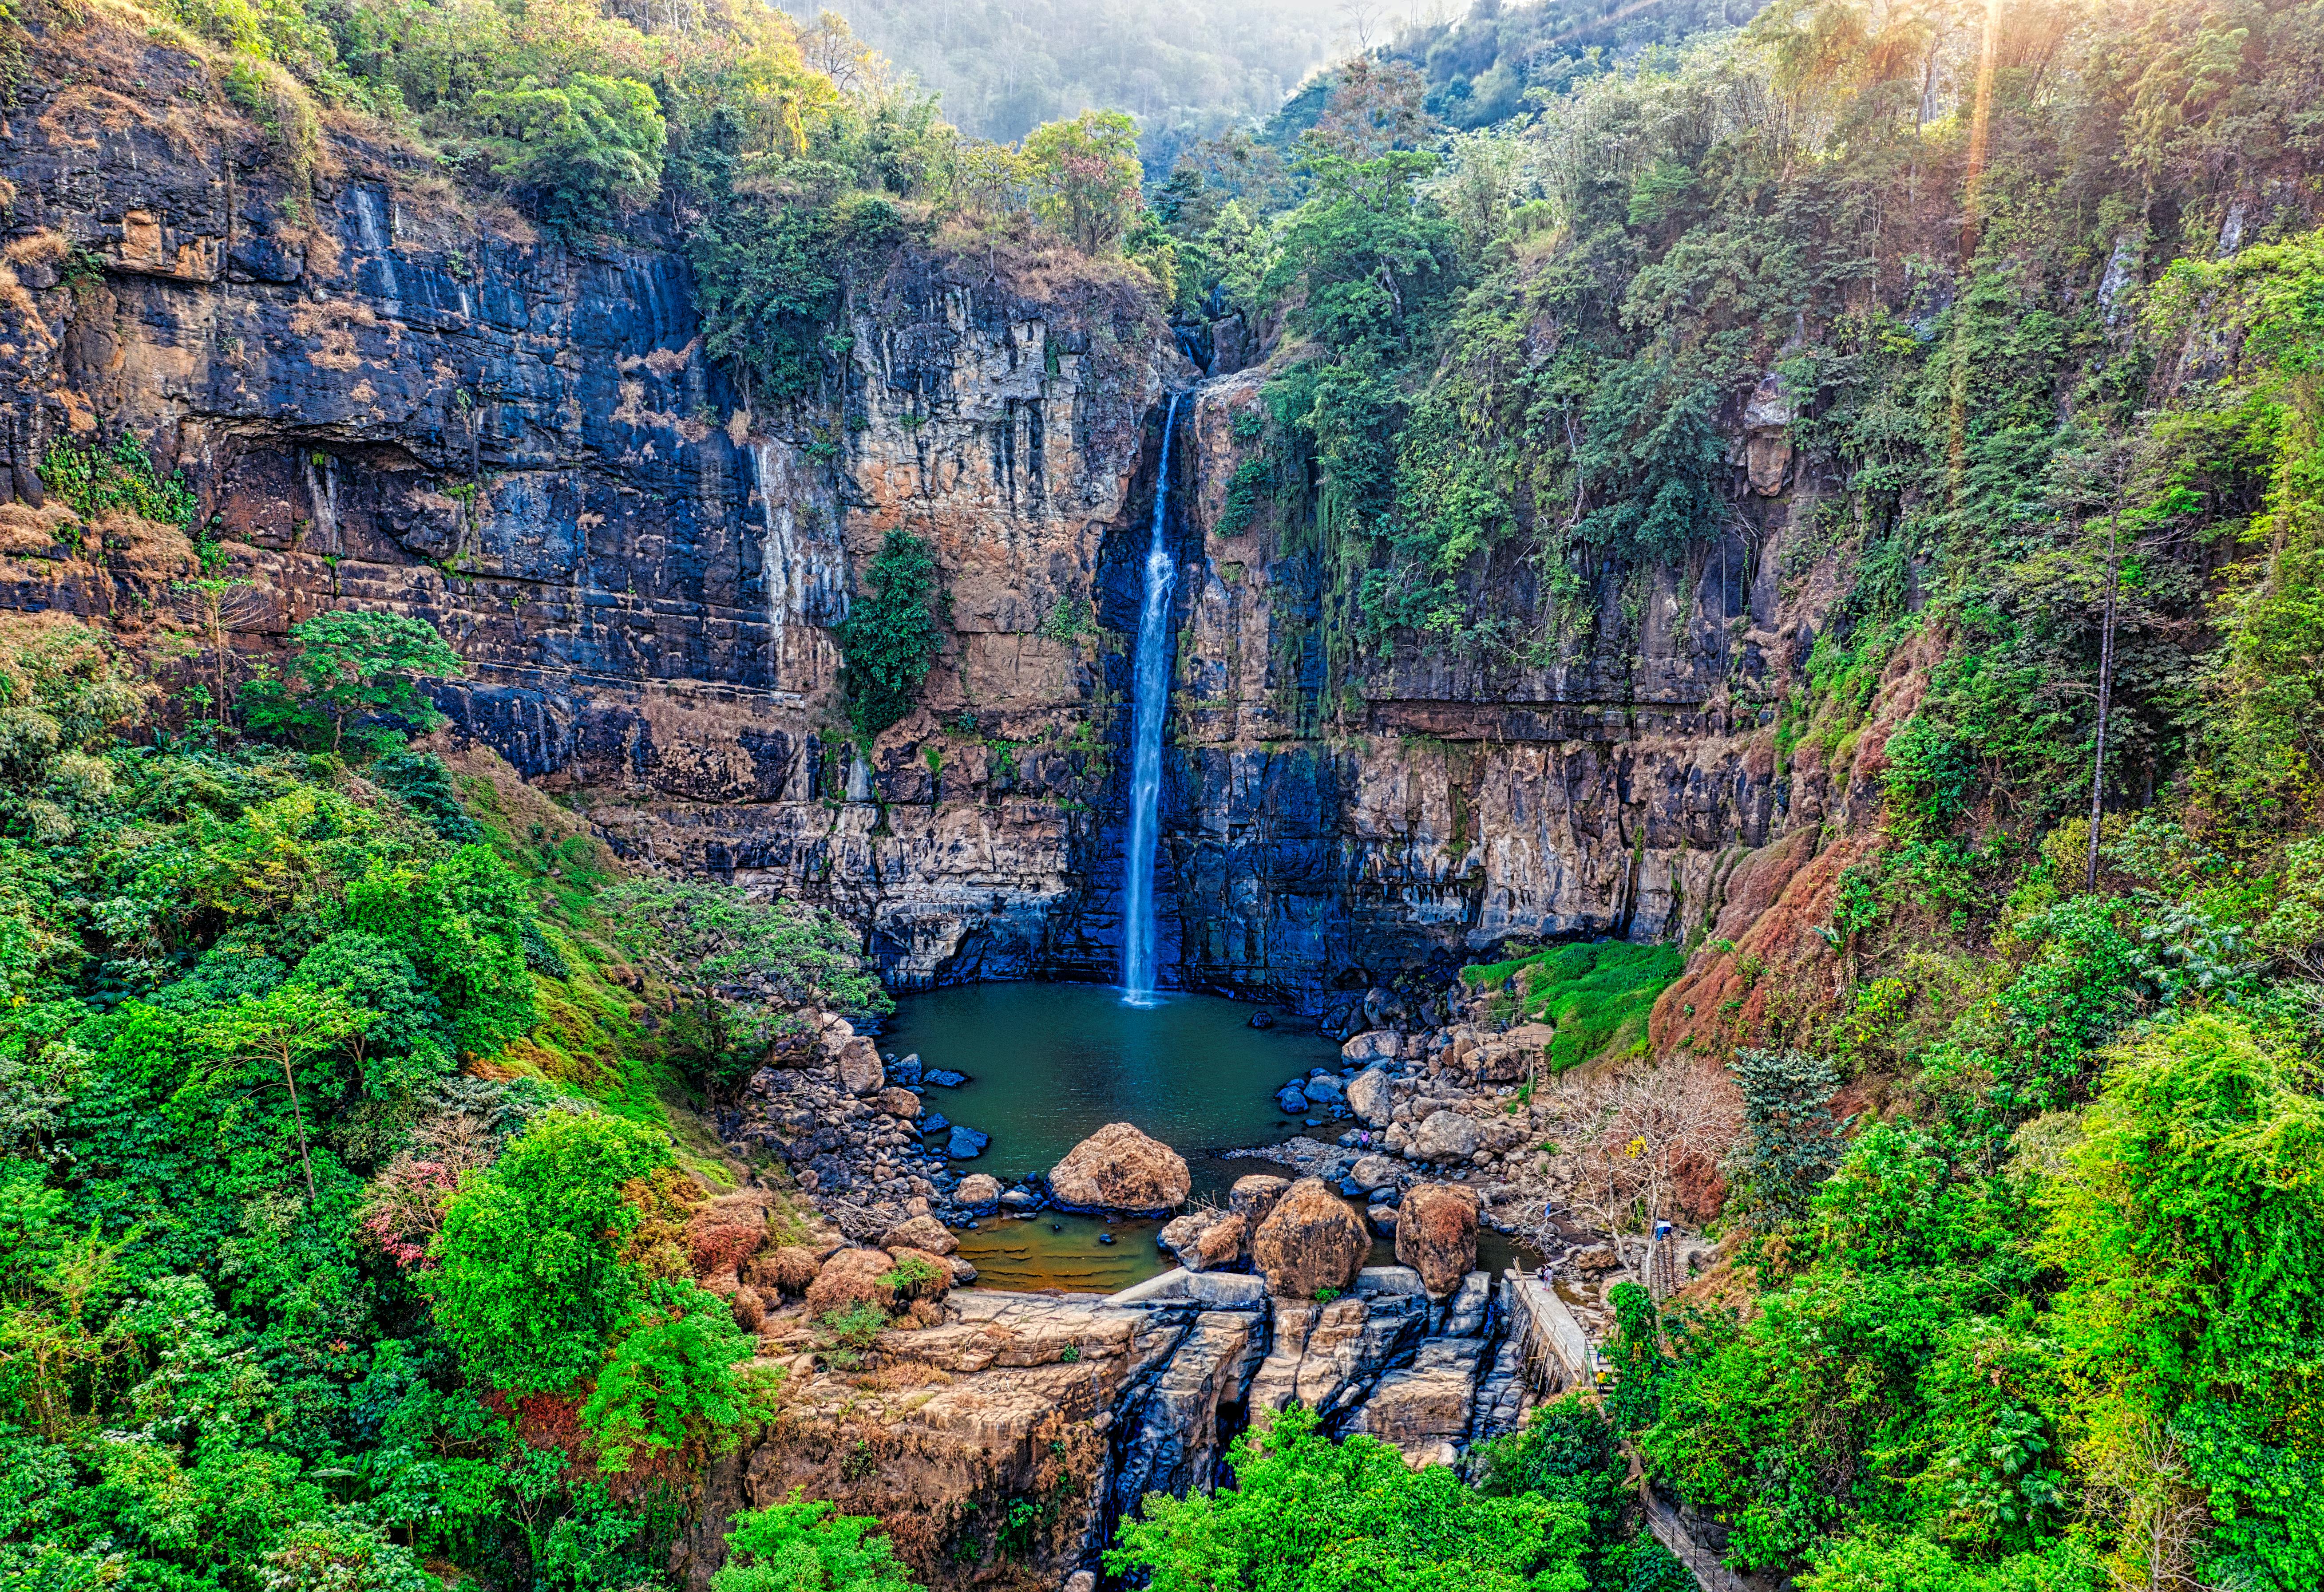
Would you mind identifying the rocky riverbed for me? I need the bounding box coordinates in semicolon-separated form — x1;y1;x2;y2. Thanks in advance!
679;1158;1599;1591
685;971;1740;1588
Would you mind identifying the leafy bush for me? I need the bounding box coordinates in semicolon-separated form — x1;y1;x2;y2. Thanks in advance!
1106;1403;1592;1591
422;1110;673;1394
713;1490;924;1592
813;1302;888;1370
582;1277;774;1472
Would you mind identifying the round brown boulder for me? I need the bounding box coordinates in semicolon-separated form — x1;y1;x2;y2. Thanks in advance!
803;1247;899;1317
1048;1122;1191;1213
954;1173;1003;1207
1250;1177;1368;1299
875;1086;922;1119
1395;1183;1478;1300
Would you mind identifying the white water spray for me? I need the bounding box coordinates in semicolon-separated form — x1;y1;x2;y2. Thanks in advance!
1120;394;1180;1004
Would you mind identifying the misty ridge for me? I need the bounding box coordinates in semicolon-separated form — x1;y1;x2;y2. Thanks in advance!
820;0;1748;161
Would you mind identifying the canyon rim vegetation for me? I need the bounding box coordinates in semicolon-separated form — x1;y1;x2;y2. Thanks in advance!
0;0;2321;1588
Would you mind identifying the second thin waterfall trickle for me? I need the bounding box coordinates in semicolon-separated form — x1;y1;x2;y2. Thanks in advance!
1120;394;1180;1004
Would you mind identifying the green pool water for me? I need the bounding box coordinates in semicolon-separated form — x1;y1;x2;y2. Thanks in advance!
878;982;1343;1290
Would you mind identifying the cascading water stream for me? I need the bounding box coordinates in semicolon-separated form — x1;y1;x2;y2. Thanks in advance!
1120;393;1181;1004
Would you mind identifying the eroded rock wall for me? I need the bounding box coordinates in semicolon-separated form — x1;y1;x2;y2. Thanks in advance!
1154;372;1860;1010
0;20;1856;1007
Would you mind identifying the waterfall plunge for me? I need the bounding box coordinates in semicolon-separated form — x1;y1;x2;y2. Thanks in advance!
1120;394;1181;1004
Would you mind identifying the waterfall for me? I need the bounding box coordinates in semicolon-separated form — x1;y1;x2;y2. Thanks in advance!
1121;393;1180;1004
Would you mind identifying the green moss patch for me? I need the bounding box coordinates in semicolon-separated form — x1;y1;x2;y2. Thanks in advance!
1462;940;1685;1071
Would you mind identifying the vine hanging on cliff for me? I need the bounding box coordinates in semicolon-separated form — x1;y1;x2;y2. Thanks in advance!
837;529;940;739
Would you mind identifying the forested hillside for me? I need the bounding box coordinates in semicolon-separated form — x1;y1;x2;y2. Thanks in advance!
1;0;2322;1588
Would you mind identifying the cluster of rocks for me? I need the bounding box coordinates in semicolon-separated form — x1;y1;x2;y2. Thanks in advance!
1155;1172;1481;1304
725;1015;1007;1241
682;1193;1595;1590
1219;980;1726;1337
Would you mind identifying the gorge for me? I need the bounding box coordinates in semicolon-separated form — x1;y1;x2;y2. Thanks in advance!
4;0;2323;1590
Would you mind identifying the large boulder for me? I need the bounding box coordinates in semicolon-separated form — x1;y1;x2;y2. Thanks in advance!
1049;1122;1190;1213
1348;1154;1402;1191
1274;1083;1310;1114
953;1173;1002;1208
945;1125;990;1159
875;1087;922;1119
1414;1110;1481;1162
835;1037;884;1097
1465;1022;1554;1083
1342;1030;1401;1065
1346;1066;1394;1127
1395;1183;1479;1299
1228;1174;1291;1226
1302;1072;1347;1106
1249;1177;1368;1300
879;1214;958;1256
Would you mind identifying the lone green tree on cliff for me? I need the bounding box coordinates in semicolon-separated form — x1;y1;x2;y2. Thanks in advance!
241;609;464;758
1021;110;1143;253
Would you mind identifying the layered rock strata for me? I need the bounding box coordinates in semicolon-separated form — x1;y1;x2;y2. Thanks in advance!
3;19;1867;1012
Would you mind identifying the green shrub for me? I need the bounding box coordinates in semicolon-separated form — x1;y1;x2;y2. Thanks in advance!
582;1277;774;1472
421;1111;673;1393
836;530;939;740
814;1302;889;1369
713;1490;924;1592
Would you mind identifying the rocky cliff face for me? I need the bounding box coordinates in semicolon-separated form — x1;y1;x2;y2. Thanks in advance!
0;19;1859;1010
1154;371;1868;1011
682;1260;1588;1590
